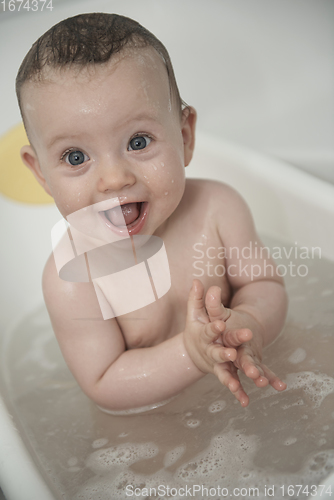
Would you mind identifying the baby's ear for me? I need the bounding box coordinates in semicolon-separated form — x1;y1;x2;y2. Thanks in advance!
20;145;52;197
181;106;197;166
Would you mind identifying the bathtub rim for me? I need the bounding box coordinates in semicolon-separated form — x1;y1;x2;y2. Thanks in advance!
191;133;334;261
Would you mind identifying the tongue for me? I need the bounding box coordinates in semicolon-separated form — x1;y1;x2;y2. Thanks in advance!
105;203;140;227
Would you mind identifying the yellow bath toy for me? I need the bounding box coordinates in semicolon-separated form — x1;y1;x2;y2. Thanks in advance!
0;122;53;204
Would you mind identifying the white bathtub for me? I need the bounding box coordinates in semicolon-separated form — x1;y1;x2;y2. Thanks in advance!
1;134;334;499
1;2;333;499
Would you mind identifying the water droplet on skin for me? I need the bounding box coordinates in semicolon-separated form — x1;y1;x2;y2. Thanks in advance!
165;192;168;195
161;162;164;167
153;165;157;171
171;179;174;183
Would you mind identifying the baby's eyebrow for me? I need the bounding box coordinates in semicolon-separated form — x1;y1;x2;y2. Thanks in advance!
46;134;79;149
122;111;162;126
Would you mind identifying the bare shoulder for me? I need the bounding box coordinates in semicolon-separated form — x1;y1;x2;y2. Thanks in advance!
185;177;243;196
184;177;256;245
184;178;250;213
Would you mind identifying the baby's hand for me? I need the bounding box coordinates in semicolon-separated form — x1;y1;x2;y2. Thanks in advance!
183;279;286;407
183;279;248;405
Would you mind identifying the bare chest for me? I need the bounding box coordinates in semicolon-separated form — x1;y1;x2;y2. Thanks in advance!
117;229;231;350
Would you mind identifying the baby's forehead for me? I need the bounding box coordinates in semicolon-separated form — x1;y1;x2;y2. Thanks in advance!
22;47;175;130
27;46;167;89
21;46;175;141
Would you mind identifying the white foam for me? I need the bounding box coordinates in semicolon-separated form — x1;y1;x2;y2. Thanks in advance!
260;371;334;408
163;445;186;467
208;400;226;413
86;442;159;473
92;438;108;449
176;430;258;483
285;371;334;408
76;434;334;500
185;419;201;428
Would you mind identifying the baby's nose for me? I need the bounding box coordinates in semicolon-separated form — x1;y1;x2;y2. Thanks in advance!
97;157;136;193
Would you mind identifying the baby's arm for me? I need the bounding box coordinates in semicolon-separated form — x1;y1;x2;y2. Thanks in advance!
214;183;288;341
43;255;214;411
179;182;288;406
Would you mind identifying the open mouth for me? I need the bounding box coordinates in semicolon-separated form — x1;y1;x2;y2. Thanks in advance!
99;202;148;235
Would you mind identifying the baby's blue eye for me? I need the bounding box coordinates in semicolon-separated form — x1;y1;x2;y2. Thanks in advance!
65;150;88;166
128;136;151;151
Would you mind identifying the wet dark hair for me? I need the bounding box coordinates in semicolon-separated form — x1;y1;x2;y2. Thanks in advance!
16;12;186;120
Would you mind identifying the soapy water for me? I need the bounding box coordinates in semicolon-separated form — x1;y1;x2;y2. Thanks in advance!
288;347;307;364
1;235;334;500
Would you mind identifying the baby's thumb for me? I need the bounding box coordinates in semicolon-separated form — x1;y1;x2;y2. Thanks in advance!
187;279;209;324
205;286;232;323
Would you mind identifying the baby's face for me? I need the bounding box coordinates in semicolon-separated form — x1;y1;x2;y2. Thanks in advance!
21;48;195;240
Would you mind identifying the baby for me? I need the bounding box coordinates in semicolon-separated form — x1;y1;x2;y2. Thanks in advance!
16;13;287;412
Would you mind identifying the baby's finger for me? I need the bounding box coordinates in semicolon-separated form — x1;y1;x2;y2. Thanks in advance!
207;342;237;363
202;320;226;343
187;279;209;324
223;327;253;348
261;365;287;391
205;286;232;322
213;363;249;407
236;349;269;386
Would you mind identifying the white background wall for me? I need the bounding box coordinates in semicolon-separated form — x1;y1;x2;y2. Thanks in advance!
1;0;333;183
